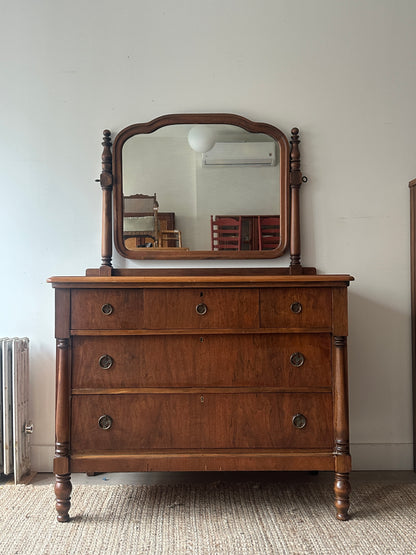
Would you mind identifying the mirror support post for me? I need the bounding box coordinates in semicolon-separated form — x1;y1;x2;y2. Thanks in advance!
99;130;113;276
289;127;303;274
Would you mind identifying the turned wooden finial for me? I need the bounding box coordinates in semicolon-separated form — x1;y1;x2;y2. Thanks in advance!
289;127;304;273
99;129;113;274
101;130;112;183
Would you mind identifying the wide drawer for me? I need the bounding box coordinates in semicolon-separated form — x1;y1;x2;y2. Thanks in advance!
71;288;258;330
72;334;332;389
71;393;333;451
260;287;332;329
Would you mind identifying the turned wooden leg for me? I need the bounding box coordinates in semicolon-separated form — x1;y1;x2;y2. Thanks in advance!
334;472;351;521
55;473;72;522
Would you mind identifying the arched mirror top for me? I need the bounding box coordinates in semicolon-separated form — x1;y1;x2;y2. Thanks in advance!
109;114;295;260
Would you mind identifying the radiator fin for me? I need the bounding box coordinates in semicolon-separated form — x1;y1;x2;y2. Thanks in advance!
1;338;31;483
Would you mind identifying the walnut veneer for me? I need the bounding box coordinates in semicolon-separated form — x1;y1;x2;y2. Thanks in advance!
50;273;352;522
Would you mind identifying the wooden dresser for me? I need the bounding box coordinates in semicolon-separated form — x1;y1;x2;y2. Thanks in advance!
50;271;353;522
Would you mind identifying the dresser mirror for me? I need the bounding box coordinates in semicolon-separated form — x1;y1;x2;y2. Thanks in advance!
109;114;294;260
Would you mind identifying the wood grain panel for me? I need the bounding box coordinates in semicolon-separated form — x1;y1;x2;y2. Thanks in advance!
260;287;332;328
71;451;335;473
71;393;333;451
143;288;258;329
71;334;332;389
71;289;144;329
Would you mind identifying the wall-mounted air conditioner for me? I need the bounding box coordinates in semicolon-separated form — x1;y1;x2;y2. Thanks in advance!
202;142;276;166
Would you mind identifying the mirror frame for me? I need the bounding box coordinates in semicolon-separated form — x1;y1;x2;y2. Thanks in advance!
111;114;290;260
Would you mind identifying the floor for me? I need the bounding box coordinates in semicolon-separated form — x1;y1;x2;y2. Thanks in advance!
26;470;416;487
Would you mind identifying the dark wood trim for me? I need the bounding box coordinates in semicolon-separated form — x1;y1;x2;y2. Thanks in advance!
334;472;351;521
86;267;317;277
289;127;303;273
111;114;290;260
54;289;70;338
99;130;113;275
54;338;72;522
70;451;336;473
409;178;416;471
48;274;354;294
333;335;351;520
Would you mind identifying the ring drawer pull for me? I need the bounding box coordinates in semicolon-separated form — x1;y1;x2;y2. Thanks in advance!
101;303;114;316
292;413;307;429
196;303;208;316
290;302;302;314
99;354;113;370
98;415;113;430
290;352;305;367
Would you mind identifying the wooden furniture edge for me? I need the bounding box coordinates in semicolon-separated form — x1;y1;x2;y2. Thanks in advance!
48;274;354;287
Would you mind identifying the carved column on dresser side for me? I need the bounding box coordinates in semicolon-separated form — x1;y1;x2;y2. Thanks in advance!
331;285;351;520
54;338;72;522
54;288;72;522
333;334;351;520
99;129;113;276
289;127;304;274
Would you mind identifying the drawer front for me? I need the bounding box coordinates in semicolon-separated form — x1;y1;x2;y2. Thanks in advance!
143;288;258;329
71;393;333;451
72;334;332;389
71;288;258;330
71;289;144;330
260;288;332;329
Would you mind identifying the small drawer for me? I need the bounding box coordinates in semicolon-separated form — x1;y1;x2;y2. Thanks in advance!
71;392;333;451
71;333;332;389
260;288;332;329
71;289;144;330
143;288;259;329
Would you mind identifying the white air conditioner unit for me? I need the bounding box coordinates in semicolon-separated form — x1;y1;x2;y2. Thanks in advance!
202;142;276;166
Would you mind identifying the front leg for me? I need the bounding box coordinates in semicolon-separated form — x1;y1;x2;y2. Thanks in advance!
334;472;351;520
54;337;71;522
55;473;72;522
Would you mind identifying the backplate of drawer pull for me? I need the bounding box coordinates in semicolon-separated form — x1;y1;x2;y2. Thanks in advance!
196;303;208;315
99;354;113;370
290;302;302;314
98;415;113;430
290;352;305;367
292;413;307;429
101;303;114;315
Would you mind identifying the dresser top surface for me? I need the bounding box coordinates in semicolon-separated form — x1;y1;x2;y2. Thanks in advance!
48;274;354;288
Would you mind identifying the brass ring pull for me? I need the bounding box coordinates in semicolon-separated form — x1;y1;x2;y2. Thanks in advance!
99;354;113;370
196;303;208;316
101;303;113;315
292;413;307;429
290;352;305;367
290;302;302;314
98;415;113;430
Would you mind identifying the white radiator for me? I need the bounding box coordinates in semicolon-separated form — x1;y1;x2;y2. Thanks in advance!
0;337;32;483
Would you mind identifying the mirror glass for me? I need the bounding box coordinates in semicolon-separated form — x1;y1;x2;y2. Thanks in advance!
113;115;289;259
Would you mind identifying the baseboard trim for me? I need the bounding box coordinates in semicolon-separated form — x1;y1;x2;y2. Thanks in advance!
351;443;413;470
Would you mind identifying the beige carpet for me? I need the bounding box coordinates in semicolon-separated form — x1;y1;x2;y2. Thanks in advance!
0;479;415;554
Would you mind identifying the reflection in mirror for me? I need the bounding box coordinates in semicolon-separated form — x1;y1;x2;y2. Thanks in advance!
122;124;280;252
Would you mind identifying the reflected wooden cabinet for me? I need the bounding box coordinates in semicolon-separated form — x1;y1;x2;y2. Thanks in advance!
124;212;175;249
50;272;352;522
211;215;280;251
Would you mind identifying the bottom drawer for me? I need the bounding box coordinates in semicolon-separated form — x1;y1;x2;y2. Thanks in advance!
71;393;333;451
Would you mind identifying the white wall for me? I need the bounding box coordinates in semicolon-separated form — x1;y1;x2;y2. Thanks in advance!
1;0;415;471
